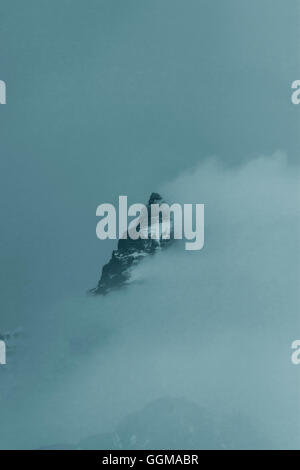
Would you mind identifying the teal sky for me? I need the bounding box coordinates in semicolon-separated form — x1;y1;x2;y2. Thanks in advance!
0;0;299;328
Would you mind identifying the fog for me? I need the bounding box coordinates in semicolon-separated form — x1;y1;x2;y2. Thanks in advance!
0;153;299;449
0;0;299;450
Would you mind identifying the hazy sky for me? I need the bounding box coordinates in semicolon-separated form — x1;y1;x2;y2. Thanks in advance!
0;0;299;450
0;1;299;329
0;152;299;449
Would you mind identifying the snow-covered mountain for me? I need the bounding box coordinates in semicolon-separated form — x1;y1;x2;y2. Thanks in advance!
90;193;174;295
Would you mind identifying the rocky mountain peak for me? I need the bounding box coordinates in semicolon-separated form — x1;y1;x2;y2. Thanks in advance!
90;193;173;296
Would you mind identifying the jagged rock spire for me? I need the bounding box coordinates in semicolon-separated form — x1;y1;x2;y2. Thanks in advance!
90;192;172;296
148;192;163;205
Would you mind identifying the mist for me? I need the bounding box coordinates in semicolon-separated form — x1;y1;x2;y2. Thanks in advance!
0;153;299;449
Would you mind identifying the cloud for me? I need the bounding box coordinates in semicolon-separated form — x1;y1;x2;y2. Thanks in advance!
0;152;299;449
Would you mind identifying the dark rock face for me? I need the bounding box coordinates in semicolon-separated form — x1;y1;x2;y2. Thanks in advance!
90;193;173;295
